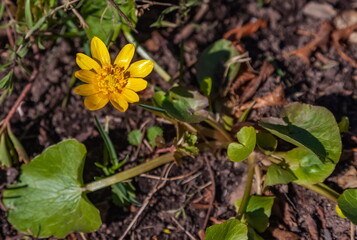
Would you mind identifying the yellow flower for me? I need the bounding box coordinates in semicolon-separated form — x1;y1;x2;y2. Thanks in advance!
74;37;154;112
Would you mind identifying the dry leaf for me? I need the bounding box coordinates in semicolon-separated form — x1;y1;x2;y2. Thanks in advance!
285;21;332;64
332;23;357;67
224;19;268;41
238;85;286;113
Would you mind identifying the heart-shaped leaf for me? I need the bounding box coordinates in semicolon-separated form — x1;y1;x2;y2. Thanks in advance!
259;103;342;164
206;219;248;240
228;127;256;162
2;139;101;238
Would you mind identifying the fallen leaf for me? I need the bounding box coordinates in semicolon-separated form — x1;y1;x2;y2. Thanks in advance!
285;21;332;64
238;85;286;113
337;166;357;188
224;19;268;41
332;23;357;67
239;61;275;104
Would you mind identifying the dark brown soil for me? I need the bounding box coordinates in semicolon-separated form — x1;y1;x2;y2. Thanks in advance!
1;0;357;239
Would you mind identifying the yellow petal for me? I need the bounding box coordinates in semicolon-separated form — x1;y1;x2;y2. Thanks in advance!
75;70;97;83
127;60;154;78
74;84;99;96
76;53;101;71
91;37;111;66
126;78;148;91
122;89;139;103
84;93;109;110
110;95;129;112
114;43;135;70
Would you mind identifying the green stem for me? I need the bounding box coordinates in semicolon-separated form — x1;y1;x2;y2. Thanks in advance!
94;115;118;165
205;116;232;142
302;183;340;203
123;31;171;82
237;153;256;220
84;152;175;192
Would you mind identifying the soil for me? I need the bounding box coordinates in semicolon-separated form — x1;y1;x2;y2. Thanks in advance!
1;0;357;239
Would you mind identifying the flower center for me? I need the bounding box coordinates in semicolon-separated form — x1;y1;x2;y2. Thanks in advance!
97;65;128;95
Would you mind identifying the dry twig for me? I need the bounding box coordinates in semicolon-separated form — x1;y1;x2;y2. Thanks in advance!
118;163;174;240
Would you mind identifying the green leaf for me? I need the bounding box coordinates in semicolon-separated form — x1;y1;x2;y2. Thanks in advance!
264;163;297;186
196;39;240;97
259;103;342;163
2;140;101;238
0;133;12;167
338;189;357;224
112;182;139;206
338;116;349;133
206;219;248;240
228;127;256;162
276;147;335;185
25;0;34;28
0;70;13;90
153;91;166;108
256;132;277;154
147;126;163;148
127;129;142;146
200;77;212;97
162;86;209;123
81;0;137;42
236;196;275;233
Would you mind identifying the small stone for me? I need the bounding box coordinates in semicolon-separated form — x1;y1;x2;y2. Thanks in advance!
303;2;336;20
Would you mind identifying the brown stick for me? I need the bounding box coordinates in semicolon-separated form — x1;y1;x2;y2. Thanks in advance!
0;69;39;134
198;155;216;240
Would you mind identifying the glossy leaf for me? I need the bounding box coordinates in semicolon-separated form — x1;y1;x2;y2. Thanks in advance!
228;127;256;162
2;140;101;238
276;147;335;185
206;219;248;240
259;103;342;164
264;163;297;186
338;189;357;224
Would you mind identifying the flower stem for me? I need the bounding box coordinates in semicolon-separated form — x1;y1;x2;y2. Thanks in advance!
237;153;256;220
205;116;232;142
302;182;340;203
123;31;171;82
84;152;175;192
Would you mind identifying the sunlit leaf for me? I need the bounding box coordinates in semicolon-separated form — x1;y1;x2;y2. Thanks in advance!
2;140;101;238
228;127;256;162
259;103;342;164
128;129;142;146
276;147;335;185
338;189;357;224
264;163;297;186
147;126;163;148
236;196;275;233
206;219;248;240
